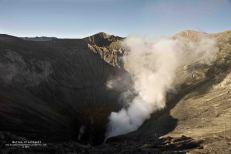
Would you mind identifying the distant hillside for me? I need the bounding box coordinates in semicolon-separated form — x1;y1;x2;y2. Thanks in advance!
21;36;58;41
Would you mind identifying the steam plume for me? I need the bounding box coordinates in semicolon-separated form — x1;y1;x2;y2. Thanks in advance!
106;32;218;138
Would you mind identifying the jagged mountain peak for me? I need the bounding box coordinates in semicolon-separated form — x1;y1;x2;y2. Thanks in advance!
91;32;111;38
84;32;123;47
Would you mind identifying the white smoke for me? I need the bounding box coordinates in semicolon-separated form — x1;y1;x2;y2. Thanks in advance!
106;32;218;138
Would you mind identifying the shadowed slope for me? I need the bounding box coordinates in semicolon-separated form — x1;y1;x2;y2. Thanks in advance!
0;34;127;145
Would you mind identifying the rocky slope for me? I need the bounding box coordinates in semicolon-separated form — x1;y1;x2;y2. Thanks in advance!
0;30;231;153
107;30;231;153
84;32;125;67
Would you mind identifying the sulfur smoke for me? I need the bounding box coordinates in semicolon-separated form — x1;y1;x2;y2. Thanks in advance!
106;32;219;138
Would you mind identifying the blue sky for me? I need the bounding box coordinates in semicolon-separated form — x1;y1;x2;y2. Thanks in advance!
0;0;230;38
